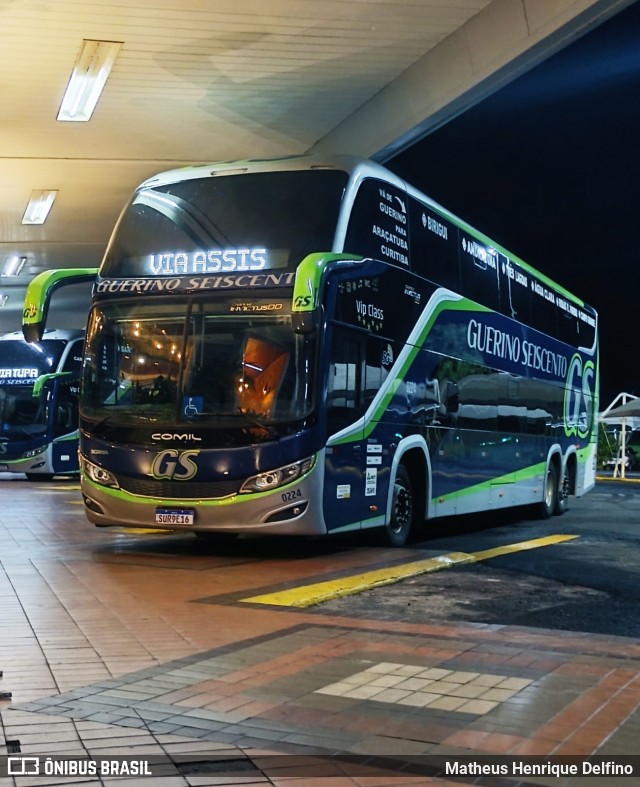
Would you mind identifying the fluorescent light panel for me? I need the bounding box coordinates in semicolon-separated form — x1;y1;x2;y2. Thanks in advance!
22;191;57;225
0;293;7;307
2;256;27;276
57;39;122;122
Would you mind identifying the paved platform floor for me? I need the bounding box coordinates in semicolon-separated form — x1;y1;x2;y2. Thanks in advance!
1;477;640;786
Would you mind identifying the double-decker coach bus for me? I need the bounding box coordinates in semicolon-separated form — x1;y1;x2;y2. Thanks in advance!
22;156;598;544
0;328;83;479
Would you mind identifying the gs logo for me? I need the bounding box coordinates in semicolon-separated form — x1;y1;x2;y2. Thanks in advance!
563;353;595;439
294;294;312;309
151;449;199;480
23;303;38;319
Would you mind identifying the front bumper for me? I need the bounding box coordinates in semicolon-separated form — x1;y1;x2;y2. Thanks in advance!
81;454;328;536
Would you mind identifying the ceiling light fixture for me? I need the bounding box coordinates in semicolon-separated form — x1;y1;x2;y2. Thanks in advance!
0;293;7;307
57;39;123;122
21;191;58;225
1;256;27;276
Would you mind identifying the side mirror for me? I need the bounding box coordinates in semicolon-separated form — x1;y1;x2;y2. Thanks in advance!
22;268;98;343
292;308;321;334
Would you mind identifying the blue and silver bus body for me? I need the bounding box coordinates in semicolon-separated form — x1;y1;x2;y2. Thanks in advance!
0;328;83;478
80;268;596;535
21;155;597;533
0;433;79;477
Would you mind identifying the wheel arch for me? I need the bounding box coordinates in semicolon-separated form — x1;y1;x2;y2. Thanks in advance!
546;444;563;478
562;446;578;495
385;436;431;527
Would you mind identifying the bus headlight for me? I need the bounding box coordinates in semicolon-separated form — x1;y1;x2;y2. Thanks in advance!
239;456;314;494
81;456;120;489
23;446;47;458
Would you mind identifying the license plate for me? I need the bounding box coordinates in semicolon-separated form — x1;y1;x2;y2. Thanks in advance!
155;508;195;525
0;464;7;471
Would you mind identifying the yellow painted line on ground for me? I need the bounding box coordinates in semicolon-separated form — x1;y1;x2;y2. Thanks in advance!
596;475;640;484
115;528;176;535
240;534;579;608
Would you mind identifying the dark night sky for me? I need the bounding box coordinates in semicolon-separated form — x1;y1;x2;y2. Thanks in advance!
387;1;640;410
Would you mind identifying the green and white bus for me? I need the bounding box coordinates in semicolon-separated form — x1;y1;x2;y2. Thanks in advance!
0;328;84;479
23;156;598;545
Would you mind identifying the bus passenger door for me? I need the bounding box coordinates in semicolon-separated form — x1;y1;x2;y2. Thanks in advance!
51;376;80;474
323;327;367;534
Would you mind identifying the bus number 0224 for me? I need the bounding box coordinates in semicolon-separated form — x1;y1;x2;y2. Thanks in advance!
282;489;302;502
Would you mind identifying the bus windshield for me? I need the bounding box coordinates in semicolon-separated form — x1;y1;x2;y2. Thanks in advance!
101;169;348;278
0;386;49;440
81;297;316;430
0;338;66;442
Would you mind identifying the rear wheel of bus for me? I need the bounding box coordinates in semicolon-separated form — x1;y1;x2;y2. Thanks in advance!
554;465;570;516
539;462;558;519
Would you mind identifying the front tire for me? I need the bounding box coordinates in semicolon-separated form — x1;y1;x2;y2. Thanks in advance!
383;464;415;547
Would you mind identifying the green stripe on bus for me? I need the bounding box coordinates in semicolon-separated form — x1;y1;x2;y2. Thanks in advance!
328;295;490;446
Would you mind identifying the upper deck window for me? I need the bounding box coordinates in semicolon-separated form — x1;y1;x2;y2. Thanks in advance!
101;170;348;278
0;339;67;382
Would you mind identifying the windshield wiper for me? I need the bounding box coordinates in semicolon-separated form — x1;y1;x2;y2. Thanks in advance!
233;409;279;438
89;412;122;433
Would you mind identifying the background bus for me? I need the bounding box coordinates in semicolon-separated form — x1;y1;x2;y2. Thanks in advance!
0;328;83;480
22;156;598;543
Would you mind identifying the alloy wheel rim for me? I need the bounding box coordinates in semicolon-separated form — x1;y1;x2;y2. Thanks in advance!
392;482;412;533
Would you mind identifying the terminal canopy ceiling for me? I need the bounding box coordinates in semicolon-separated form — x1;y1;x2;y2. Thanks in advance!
0;0;631;330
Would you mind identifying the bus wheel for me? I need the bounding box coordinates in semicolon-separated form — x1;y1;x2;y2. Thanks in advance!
554;470;569;516
384;465;414;547
539;463;558;520
26;473;54;481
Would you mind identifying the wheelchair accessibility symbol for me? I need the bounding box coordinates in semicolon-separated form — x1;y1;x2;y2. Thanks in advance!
182;396;203;417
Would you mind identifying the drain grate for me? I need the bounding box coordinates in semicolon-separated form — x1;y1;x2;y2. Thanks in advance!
176;758;259;776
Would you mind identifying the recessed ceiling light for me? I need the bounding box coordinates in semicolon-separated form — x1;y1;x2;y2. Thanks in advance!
21;191;58;225
1;256;27;276
57;39;123;122
0;293;8;307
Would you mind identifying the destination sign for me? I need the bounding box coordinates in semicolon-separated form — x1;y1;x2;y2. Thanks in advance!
147;248;268;276
0;367;39;383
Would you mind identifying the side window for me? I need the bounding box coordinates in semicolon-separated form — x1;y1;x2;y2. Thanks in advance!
528;275;558;337
456;365;499;432
326;328;390;434
520;378;556;436
343;178;410;268
501;261;532;326
53;378;79;437
363;338;385;407
459;234;501;312
409;198;459;290
497;373;525;434
327;327;364;433
62;340;84;373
